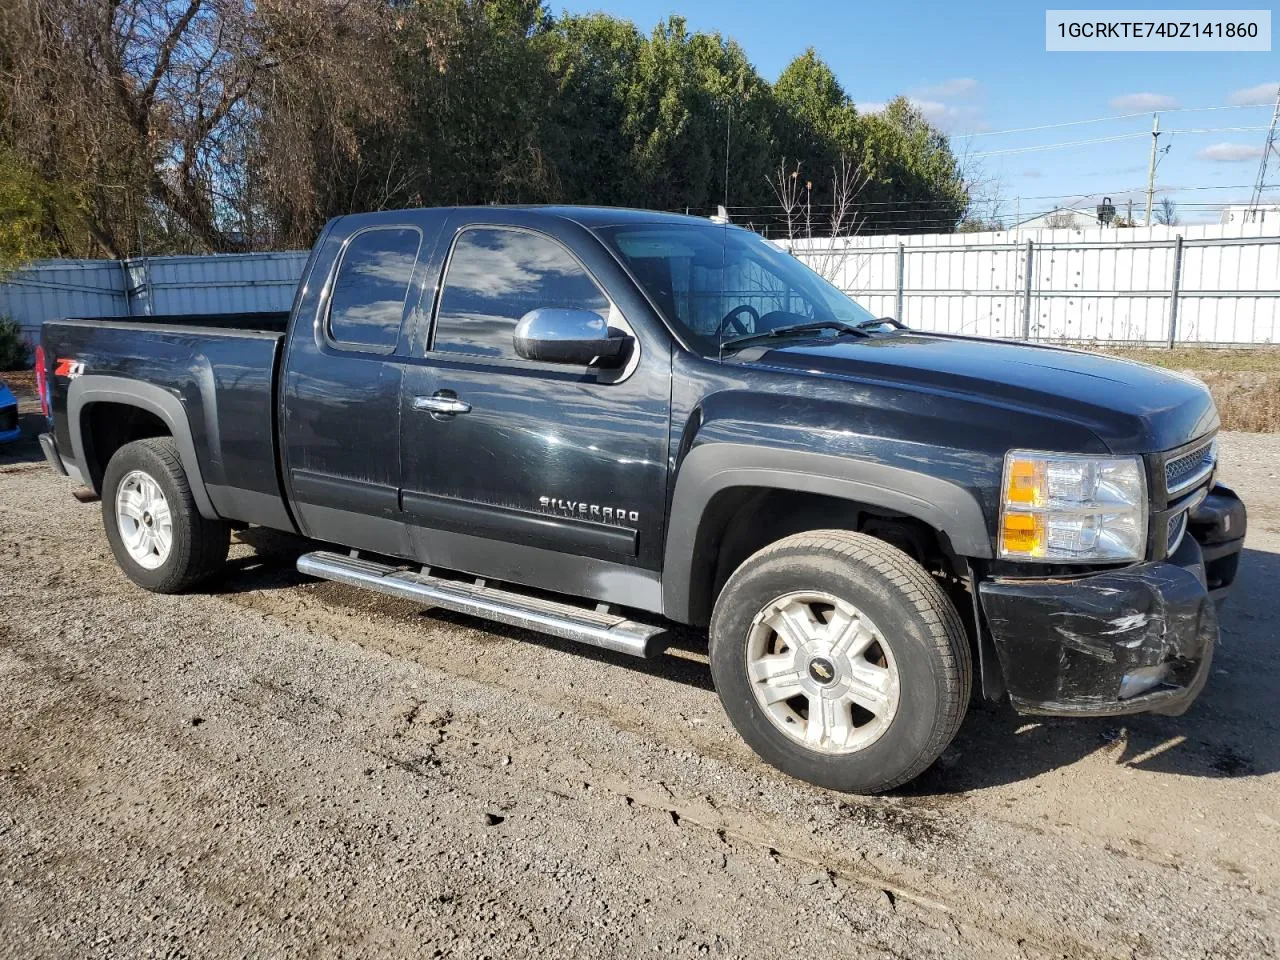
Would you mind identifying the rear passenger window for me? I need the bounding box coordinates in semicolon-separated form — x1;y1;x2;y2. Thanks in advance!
433;227;609;359
328;228;422;350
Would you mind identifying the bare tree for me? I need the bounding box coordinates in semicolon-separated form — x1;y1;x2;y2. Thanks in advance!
1;0;401;255
828;154;870;237
1155;197;1179;226
808;154;871;283
766;158;803;240
1043;211;1078;229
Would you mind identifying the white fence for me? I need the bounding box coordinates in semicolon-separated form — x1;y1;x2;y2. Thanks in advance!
0;251;308;343
786;221;1280;345
5;223;1280;346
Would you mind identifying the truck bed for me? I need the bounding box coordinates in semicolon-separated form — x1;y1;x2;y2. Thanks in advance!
42;314;293;532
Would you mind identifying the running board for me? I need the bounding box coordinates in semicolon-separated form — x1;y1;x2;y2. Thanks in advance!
296;550;669;658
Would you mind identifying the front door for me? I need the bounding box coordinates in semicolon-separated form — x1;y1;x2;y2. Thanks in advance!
398;215;672;611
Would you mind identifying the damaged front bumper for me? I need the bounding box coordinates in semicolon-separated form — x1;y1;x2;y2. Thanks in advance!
978;484;1246;718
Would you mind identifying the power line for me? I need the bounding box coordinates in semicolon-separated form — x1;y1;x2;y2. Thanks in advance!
965;126;1272;159
716;183;1263;211
959;102;1273;139
967;133;1147;158
1166;125;1272;134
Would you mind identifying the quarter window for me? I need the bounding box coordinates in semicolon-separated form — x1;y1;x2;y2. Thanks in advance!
328;228;421;349
433;227;610;359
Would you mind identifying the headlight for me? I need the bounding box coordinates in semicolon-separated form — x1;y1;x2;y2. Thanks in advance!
998;451;1147;562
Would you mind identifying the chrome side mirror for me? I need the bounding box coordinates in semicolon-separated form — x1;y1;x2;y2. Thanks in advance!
513;308;633;367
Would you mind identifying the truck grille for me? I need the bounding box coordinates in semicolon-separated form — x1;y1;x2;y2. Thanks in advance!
0;404;16;433
1165;440;1215;496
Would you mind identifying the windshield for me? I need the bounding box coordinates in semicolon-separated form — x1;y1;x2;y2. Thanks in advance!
596;221;877;355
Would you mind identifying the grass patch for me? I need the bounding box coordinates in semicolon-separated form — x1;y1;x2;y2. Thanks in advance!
1099;347;1280;373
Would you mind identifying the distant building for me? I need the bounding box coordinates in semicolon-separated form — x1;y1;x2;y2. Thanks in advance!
1219;204;1280;226
1011;207;1102;230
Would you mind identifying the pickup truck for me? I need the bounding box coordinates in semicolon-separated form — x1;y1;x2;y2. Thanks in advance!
36;206;1246;794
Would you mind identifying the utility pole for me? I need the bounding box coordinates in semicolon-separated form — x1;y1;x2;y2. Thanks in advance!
1247;87;1280;221
1126;197;1133;227
1144;113;1161;226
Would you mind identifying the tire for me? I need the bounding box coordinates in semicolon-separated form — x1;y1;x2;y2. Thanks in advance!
102;437;231;594
709;530;971;794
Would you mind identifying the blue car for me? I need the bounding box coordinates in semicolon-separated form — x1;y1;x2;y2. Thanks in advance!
0;380;21;445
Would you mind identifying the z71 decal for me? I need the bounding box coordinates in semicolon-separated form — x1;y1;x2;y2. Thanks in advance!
54;358;86;379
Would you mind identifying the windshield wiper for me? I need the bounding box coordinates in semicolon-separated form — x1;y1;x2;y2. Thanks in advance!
720;320;872;352
854;316;907;331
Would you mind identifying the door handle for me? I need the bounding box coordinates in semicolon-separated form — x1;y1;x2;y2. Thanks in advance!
413;393;472;415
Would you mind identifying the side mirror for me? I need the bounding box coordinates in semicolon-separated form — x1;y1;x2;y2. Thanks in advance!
513;308;633;368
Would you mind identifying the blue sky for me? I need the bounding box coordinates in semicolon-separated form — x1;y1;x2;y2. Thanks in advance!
556;0;1280;224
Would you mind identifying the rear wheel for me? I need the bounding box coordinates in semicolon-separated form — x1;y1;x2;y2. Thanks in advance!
102;437;230;593
709;530;971;794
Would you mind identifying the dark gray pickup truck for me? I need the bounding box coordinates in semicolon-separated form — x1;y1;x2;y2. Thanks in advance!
36;205;1246;793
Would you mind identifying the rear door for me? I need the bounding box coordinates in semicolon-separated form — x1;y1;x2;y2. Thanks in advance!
280;213;444;555
397;212;673;611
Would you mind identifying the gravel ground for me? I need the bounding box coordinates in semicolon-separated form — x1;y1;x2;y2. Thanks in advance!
1;395;1278;959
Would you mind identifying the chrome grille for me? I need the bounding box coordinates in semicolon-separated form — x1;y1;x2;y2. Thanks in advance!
1165;440;1215;496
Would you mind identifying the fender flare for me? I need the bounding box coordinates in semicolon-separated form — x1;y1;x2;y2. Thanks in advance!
661;442;993;622
67;375;219;520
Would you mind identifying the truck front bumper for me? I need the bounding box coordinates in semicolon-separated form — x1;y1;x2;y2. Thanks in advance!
977;484;1246;718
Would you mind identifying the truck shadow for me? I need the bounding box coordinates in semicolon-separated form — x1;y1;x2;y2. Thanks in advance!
214;528;1279;791
210;526;719;691
0;414;49;467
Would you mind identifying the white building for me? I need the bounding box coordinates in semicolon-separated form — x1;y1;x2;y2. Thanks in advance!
1219;204;1280;226
1011;207;1102;230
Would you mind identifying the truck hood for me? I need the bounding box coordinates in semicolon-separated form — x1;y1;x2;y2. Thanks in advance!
737;332;1217;453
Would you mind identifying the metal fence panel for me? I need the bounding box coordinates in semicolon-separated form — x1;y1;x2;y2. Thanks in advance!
1;251;309;343
787;220;1280;345
0;260;128;341
131;252;309;316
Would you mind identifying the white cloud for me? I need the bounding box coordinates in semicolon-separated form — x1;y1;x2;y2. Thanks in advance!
1109;92;1178;111
1227;81;1279;105
1198;142;1265;162
908;98;987;132
860;79;985;131
911;77;979;100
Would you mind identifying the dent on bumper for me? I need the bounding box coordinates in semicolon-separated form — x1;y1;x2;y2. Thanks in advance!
978;537;1220;717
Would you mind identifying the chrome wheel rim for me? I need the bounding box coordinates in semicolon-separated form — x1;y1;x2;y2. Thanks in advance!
746;591;900;755
115;470;172;570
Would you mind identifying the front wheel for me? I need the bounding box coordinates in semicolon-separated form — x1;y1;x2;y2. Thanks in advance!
709;530;971;794
102;437;231;593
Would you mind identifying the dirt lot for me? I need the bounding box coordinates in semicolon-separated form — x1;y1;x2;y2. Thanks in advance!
1;393;1278;959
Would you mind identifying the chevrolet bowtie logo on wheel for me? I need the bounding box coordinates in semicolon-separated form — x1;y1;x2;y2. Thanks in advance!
808;657;837;684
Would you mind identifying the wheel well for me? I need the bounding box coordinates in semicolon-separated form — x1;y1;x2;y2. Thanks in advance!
80;402;170;492
685;487;961;627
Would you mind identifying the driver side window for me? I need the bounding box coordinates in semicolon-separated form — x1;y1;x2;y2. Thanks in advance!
681;255;816;336
432;227;610;360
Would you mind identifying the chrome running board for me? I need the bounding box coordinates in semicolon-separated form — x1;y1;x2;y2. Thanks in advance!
297;550;669;658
